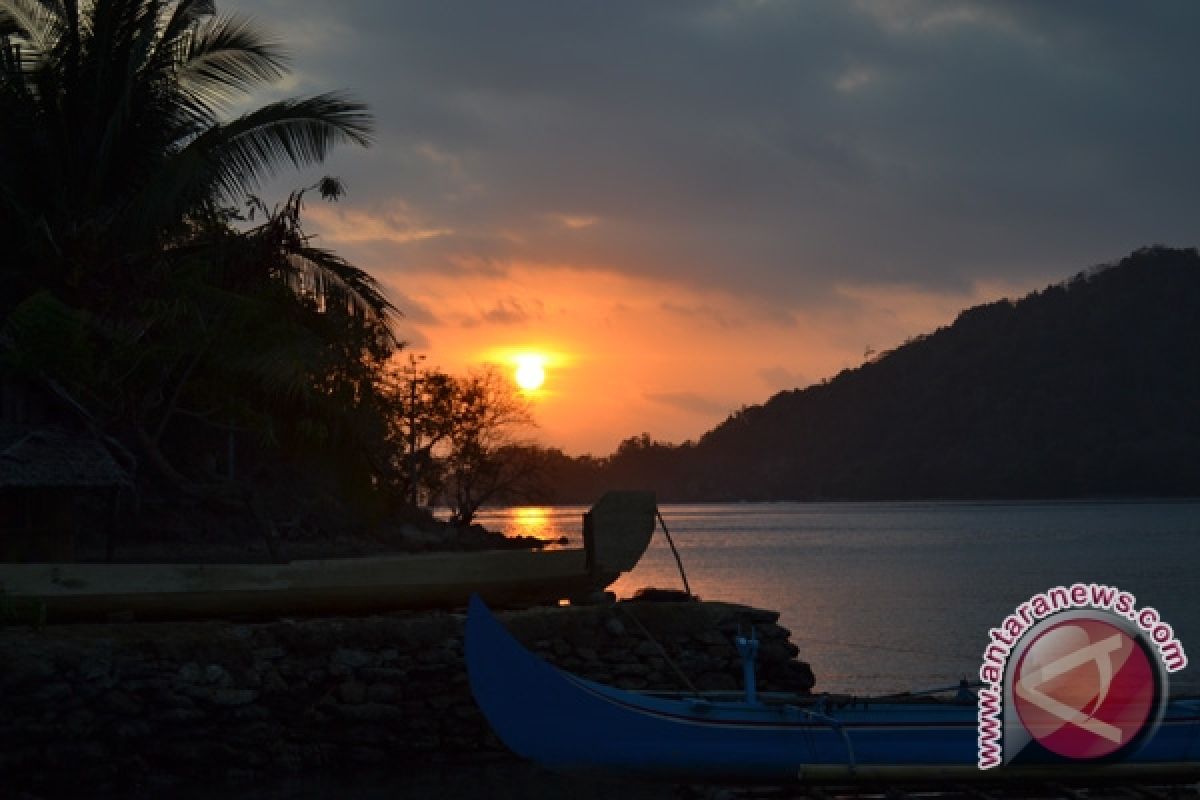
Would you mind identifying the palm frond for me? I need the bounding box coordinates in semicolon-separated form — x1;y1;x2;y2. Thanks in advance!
84;0;168;200
158;0;212;44
0;0;63;54
175;12;287;114
195;91;374;199
284;243;398;327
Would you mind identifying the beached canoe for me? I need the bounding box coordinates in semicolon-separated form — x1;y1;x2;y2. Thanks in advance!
466;595;1200;785
0;491;656;622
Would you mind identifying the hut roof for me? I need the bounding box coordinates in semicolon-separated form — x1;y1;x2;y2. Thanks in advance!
0;428;129;488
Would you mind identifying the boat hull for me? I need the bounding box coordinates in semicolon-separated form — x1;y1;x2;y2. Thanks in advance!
0;491;658;622
1;550;611;621
466;595;1200;785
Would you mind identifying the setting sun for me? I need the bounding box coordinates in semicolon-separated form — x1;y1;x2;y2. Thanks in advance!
514;355;546;391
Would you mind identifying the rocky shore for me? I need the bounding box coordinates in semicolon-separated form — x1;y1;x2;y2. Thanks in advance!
1;599;814;798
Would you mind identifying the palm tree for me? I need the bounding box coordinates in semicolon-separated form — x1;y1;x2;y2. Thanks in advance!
0;0;376;315
0;0;397;510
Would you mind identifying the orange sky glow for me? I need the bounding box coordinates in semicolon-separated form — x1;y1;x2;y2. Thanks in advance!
216;1;1200;458
222;0;1200;457
307;205;1036;455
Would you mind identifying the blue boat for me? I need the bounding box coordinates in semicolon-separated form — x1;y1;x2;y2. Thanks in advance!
466;595;1200;785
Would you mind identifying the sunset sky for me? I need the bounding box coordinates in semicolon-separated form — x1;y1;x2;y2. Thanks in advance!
228;1;1200;455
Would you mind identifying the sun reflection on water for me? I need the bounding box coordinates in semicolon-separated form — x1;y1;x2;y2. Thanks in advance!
509;506;575;548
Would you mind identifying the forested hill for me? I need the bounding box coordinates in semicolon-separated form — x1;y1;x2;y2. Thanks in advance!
544;246;1200;501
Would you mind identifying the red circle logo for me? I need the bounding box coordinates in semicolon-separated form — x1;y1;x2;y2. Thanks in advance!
1012;617;1156;760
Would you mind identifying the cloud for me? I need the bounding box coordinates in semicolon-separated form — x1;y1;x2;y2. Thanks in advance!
758;366;810;393
460;297;546;328
304;204;453;246
553;214;600;230
659;301;745;330
220;0;1200;453
230;0;1200;313
644;391;734;418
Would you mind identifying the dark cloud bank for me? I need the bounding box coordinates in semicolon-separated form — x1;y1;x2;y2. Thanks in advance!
234;0;1200;308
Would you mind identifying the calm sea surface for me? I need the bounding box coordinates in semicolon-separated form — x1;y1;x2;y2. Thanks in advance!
473;501;1200;696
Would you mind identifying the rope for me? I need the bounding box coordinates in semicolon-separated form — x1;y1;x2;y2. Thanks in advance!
656;509;692;598
617;603;701;696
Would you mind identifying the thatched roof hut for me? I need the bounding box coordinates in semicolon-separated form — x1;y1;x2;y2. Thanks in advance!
0;427;129;561
0;427;129;489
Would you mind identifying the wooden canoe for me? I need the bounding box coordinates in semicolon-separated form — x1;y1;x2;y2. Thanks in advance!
0;491;656;622
466;595;1200;785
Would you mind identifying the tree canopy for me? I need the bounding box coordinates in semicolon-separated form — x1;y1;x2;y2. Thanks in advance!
0;0;404;544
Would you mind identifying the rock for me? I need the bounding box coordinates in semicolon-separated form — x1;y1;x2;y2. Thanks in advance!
614;663;650;676
349;746;387;764
1;655;55;690
331;648;375;670
760;640;800;663
78;655;115;683
416;648;452;665
738;609;780;625
115;720;153;740
695;672;738;691
63;708;96;737
358;667;407;683
33;682;73;702
176;662;202;684
776;660;816;693
634;640;661;657
205;688;259;707
452;705;480;721
0;746;39;773
603;648;635;664
427;694;457;711
693;631;728;646
43;741;107;767
331;703;405;723
366;683;401;704
203;664;232;687
156;707;206;723
232;705;271;721
0;595;813;774
757;623;790;640
239;667;263;688
101;689;143;716
338;681;367;705
261;669;288;694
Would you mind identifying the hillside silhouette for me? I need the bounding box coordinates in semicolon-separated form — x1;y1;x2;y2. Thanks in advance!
541;246;1200;501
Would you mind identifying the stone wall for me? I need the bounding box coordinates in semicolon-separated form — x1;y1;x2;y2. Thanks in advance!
0;601;814;797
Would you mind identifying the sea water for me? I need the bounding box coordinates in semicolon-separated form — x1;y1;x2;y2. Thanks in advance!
473;501;1200;695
